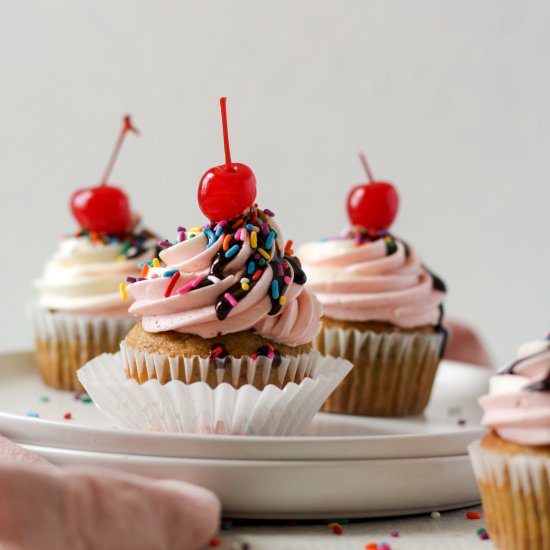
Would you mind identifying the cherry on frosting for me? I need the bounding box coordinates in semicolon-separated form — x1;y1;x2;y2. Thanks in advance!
70;116;138;234
346;153;399;230
198;97;257;221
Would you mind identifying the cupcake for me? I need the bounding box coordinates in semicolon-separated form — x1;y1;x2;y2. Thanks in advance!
297;154;447;416
77;98;352;436
33;116;158;391
469;335;550;550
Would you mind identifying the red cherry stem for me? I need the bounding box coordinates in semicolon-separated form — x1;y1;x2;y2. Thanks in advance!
100;115;139;186
219;97;235;172
358;152;375;184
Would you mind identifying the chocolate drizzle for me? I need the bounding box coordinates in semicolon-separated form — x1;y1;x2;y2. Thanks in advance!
499;347;550;393
188;207;305;322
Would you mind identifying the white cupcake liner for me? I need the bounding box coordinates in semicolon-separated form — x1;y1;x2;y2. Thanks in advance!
468;439;550;550
316;325;445;416
119;340;319;387
77;348;352;436
31;304;135;391
468;440;550;494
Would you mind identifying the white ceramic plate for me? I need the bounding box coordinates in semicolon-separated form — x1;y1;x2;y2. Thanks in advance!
0;352;490;460
24;443;480;519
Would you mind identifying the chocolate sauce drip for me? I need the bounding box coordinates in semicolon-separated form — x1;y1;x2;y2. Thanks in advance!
402;240;411;258
181;208;303;322
422;265;447;293
256;345;282;367
210;343;230;369
525;374;550;392
284;255;306;285
500;349;550;375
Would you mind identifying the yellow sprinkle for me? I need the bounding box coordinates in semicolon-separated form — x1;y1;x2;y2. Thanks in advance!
117;255;126;262
152;258;160;268
250;231;257;249
258;248;270;260
119;283;128;301
189;226;203;233
241;283;250;291
279;295;286;306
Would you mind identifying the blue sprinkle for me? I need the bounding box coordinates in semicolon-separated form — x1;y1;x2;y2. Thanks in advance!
203;228;215;240
247;261;255;275
138;261;145;269
225;244;240;258
271;280;280;299
246;224;255;231
26;411;39;418
147;260;154;267
265;230;275;249
163;269;178;277
215;225;224;238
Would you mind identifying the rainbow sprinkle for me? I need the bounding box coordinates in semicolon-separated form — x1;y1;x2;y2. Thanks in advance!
119;283;128;301
224;292;238;307
164;272;180;298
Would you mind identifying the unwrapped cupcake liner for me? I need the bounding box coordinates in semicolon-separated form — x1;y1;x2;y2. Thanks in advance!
77;348;352;436
468;440;550;550
315;326;445;416
31;304;135;391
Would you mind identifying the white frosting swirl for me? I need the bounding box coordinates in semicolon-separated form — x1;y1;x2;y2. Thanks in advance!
36;235;156;314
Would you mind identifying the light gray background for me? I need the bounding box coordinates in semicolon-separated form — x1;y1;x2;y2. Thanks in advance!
0;1;548;365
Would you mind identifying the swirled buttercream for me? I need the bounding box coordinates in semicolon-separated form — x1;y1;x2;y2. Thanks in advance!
479;336;550;446
296;229;445;328
36;230;157;314
127;208;322;347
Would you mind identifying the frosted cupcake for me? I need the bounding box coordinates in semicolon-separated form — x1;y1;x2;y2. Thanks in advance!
33;116;158;391
469;335;550;550
297;155;447;416
77;98;351;436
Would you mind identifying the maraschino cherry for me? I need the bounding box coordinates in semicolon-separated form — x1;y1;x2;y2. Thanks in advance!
198;97;257;221
346;153;399;230
70;116;138;234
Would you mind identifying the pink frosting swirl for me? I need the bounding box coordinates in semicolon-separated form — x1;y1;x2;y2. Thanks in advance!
127;210;321;347
480;340;550;446
297;233;445;328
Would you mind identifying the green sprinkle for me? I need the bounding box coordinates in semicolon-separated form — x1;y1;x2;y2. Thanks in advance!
119;240;131;255
476;528;487;535
40;396;50;403
81;395;93;404
259;258;266;267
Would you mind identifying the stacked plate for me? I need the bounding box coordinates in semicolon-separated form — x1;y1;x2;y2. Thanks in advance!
0;351;490;519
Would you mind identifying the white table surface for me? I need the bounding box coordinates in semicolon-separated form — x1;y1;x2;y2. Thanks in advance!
215;505;493;549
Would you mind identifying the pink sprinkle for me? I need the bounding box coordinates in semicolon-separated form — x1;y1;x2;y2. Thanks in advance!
267;351;275;359
235;228;243;241
284;276;292;285
224;293;238;307
178;276;205;295
177;281;194;294
191;276;205;288
151;274;159;279
390;530;399;537
215;220;227;230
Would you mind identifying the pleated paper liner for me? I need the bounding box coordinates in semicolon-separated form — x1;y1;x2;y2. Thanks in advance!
315;326;445;416
469;437;550;550
77;346;352;436
32;305;135;391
